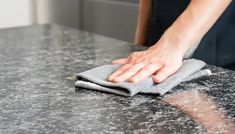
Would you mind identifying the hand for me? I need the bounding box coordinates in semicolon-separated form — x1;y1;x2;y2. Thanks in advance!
107;37;185;83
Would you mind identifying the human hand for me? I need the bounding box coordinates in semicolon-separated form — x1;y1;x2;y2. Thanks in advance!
107;38;185;83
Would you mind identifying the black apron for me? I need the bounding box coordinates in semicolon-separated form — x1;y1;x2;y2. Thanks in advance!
148;0;235;70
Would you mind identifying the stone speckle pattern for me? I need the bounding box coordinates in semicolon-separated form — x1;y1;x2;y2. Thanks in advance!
0;25;234;133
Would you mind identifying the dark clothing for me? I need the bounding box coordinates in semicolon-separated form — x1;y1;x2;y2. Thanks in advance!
148;0;235;70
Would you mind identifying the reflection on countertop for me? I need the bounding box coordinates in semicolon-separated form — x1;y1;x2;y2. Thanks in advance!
164;89;235;134
0;24;234;133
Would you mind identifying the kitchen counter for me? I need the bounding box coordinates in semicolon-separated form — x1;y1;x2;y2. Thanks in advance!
0;24;234;133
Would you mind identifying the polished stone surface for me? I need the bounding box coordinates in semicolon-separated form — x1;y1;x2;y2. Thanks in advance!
0;24;234;133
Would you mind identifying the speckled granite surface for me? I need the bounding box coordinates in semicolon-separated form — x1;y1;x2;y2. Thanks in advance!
0;24;234;133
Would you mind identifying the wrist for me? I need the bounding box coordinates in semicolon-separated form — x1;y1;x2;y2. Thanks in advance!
159;28;197;57
148;38;185;60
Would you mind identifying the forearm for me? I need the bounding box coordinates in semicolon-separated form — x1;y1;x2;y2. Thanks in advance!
157;0;232;55
135;0;152;45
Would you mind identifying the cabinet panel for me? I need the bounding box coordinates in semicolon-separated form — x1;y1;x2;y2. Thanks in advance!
36;0;82;29
83;0;138;42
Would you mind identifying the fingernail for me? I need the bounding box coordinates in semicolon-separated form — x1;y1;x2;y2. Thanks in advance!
113;78;122;83
129;78;138;83
108;76;114;81
111;61;117;64
153;76;162;83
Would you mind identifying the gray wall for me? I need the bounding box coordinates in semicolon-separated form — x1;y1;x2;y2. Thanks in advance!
36;0;82;29
47;0;81;29
37;0;139;42
83;0;139;42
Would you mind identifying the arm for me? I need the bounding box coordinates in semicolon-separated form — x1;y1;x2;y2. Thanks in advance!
154;0;232;55
108;0;232;83
134;0;152;45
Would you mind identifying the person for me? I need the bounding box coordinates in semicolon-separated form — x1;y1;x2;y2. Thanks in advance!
108;0;235;84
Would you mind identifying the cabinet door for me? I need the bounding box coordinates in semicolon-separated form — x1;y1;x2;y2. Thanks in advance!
82;0;138;42
37;0;82;29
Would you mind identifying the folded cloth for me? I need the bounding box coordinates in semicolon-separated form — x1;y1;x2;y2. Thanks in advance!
75;59;211;97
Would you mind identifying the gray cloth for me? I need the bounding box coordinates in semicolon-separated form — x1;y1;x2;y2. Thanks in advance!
75;59;211;97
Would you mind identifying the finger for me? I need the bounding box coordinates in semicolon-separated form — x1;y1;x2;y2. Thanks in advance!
152;67;176;83
112;58;129;65
108;63;132;81
112;62;147;83
129;62;163;83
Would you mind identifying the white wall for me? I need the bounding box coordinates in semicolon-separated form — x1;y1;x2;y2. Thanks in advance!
0;0;35;29
35;0;52;24
0;0;81;29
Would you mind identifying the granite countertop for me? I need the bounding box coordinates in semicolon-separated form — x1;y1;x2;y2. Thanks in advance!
0;24;234;133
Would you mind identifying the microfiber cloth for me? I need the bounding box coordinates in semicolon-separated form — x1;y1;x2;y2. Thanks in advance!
75;59;211;97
